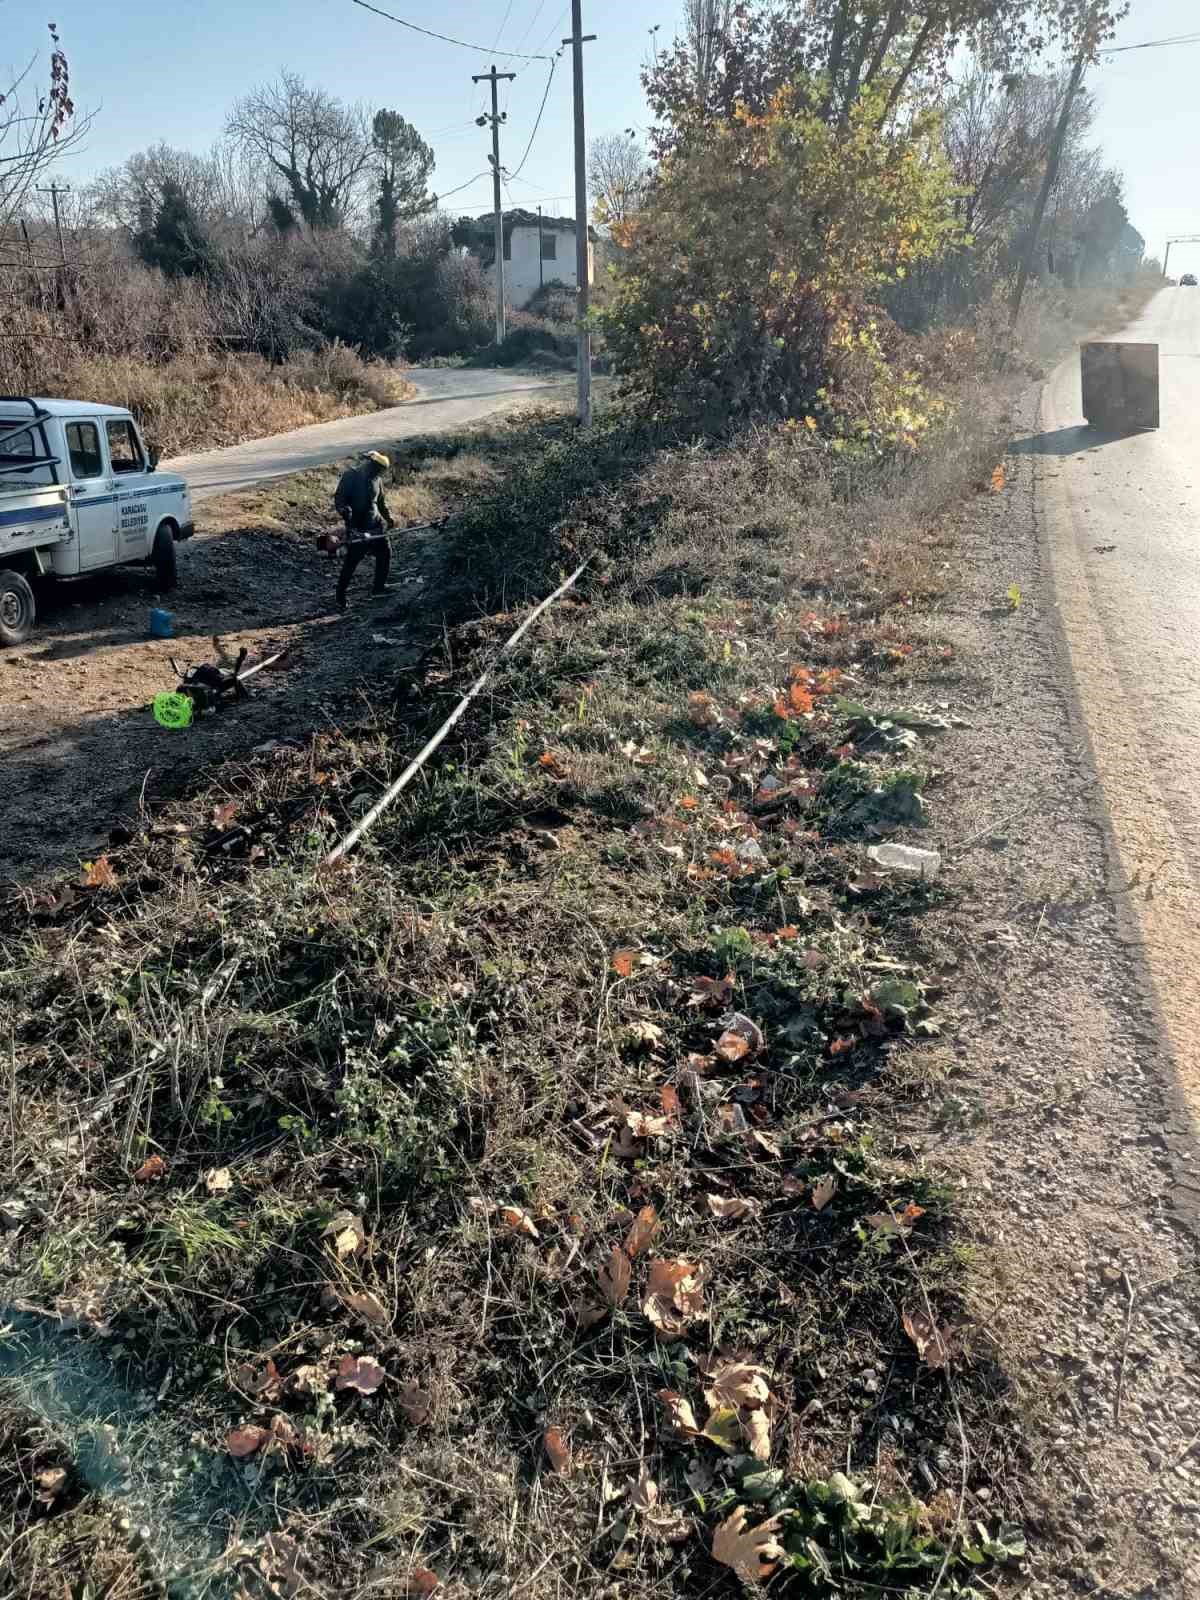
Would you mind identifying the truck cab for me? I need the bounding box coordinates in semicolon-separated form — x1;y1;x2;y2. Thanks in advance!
0;396;193;645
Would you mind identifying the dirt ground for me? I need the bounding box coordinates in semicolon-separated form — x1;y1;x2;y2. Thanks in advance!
0;470;452;884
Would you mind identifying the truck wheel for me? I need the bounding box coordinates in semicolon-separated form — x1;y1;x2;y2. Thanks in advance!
0;568;35;647
152;522;178;593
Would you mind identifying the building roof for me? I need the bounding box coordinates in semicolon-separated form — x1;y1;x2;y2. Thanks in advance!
474;208;579;232
0;398;133;419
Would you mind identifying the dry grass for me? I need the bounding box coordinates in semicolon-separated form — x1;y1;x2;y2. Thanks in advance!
37;343;414;460
0;273;1146;1595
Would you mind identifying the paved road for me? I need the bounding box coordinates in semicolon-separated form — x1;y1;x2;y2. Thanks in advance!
1036;284;1200;1129
165;367;571;502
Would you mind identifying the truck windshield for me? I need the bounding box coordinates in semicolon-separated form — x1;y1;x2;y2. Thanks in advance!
0;418;55;491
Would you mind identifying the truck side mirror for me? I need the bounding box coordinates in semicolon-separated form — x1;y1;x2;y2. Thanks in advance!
147;448;160;473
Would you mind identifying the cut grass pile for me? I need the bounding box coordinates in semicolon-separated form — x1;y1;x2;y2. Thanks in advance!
0;379;1036;1599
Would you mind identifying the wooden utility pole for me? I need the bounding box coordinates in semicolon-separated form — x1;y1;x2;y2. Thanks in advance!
36;182;70;267
538;205;544;291
564;3;596;426
473;64;516;344
1010;10;1098;327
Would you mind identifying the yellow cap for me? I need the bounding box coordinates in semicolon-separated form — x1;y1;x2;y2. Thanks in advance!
364;450;391;469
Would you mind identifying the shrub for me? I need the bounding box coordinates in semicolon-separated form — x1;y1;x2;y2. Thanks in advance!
602;83;959;439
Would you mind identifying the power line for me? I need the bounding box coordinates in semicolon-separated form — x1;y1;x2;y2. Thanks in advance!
1102;30;1200;54
512;0;549;54
348;0;552;60
506;54;560;181
491;0;517;51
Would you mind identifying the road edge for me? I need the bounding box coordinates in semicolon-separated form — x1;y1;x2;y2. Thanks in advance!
1030;362;1200;1234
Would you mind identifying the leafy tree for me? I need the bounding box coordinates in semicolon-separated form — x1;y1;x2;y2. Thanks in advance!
603;83;959;431
133;177;213;278
588;133;651;226
370;110;435;257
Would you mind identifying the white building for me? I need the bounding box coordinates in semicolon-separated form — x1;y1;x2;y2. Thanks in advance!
471;209;595;309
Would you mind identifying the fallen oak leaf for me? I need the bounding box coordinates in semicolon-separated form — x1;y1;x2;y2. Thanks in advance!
204;1166;233;1195
335;1354;386;1395
598;1245;632;1307
703;1362;772;1412
715;1012;765;1062
660;1082;682;1119
227;1425;268;1459
623;1204;660;1260
625;1109;675;1138
500;1205;541;1240
322;1210;366;1259
132;1154;166;1182
81;855;119;889
712;1507;785;1585
236;1358;283;1401
399;1380;432;1425
643;1258;707;1339
706;1194;762;1222
343;1289;390;1326
811;1174;837;1211
543;1425;572;1474
611;947;638;978
657;1389;702;1437
902;1306;955;1370
689;973;735;1010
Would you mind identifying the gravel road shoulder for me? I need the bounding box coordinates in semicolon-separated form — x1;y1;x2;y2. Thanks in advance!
920;383;1200;1596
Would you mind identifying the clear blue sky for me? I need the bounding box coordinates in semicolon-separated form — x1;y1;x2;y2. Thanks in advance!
9;0;1200;259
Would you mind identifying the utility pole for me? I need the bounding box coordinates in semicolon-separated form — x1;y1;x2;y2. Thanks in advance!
538;205;544;291
564;3;596;426
36;181;70;267
1010;10;1098;328
1162;237;1200;280
473;64;516;345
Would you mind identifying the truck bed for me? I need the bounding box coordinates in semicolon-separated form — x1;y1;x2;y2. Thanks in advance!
0;481;71;557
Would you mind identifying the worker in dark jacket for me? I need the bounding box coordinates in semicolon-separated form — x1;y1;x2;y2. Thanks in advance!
332;451;395;611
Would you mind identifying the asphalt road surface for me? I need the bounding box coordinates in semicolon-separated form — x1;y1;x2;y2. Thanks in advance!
165;367;571;502
1036;283;1200;1134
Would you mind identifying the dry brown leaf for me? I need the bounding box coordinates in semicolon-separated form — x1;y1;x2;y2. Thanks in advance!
706;1194;762;1222
611;947;638;978
830;1034;857;1056
227;1425;268;1459
212;800;238;830
236;1358;283;1401
623;1204;660;1260
630;1470;692;1540
269;1413;300;1448
715;1012;765;1061
902;1306;955;1369
660;1082;682;1119
688;690;722;728
628;1019;667;1052
543;1425;572;1475
643;1258;707;1339
703;1362;772;1412
744;1407;773;1462
399;1380;433;1425
811;1174;837;1211
408;1570;440;1597
866;1203;926;1237
500;1205;541;1240
573;1297;611;1331
598;1245;632;1307
132;1153;166;1182
34;1467;67;1505
344;1290;390;1326
711;1507;785;1585
689;973;735;1010
625;1109;675;1138
620;740;657;765
746;1129;783;1159
81;855;119;889
335;1354;386;1394
323;1211;366;1259
204;1166;233;1195
630;1469;659;1512
657;1389;702;1437
290;1364;329;1396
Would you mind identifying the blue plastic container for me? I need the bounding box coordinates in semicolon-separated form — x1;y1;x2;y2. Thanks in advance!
149;608;174;640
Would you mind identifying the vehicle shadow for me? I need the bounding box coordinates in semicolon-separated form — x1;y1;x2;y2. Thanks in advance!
1009;423;1151;457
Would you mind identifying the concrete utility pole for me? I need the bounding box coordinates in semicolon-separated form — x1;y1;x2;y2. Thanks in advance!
538;205;544;291
564;3;596;426
473;64;516;344
36;182;70;267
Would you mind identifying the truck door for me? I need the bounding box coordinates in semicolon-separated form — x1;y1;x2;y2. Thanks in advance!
64;420;117;570
106;418;153;559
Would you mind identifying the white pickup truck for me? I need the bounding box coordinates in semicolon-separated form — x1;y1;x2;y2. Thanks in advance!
0;396;193;645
